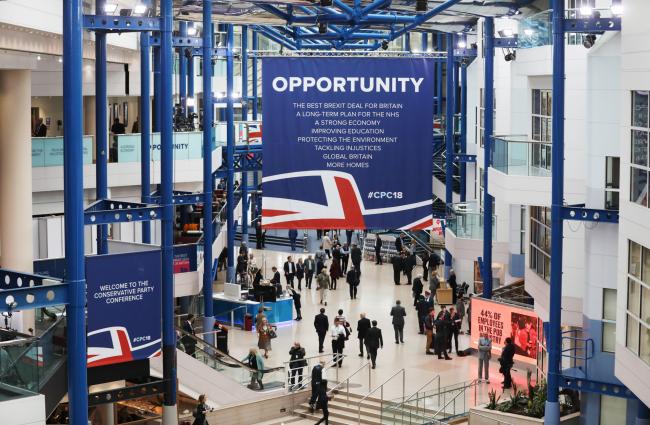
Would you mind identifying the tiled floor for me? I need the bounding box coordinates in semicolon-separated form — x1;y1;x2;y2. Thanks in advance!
221;248;531;404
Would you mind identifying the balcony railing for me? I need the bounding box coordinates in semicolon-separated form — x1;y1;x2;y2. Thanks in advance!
446;202;496;240
491;135;551;177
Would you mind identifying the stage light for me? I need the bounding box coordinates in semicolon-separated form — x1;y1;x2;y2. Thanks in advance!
133;3;147;15
320;0;332;6
457;40;467;49
579;6;593;16
318;22;328;34
611;3;624;16
583;34;596;49
187;25;197;36
104;3;118;14
416;0;427;12
381;40;389;50
524;28;534;36
504;51;516;61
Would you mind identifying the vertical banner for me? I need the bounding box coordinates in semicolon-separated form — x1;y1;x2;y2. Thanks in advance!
470;297;539;365
262;57;435;230
86;250;162;367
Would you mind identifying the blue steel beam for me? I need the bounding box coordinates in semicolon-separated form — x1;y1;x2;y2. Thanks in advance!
252;30;259;120
83;15;160;32
226;24;236;283
241;25;250;245
202;0;216;346
546;0;565;422
160;0;178;419
444;33;455;278
453;153;475;163
494;36;518;48
436;33;443;118
0;283;69;313
187;40;195;115
149;35;204;48
84;206;162;225
153;45;161;131
141;32;152;243
190;47;228;57
252;25;298;50
421;32;428;52
0;269;61;288
95;0;109;255
392;0;464;38
454;48;477;58
63;0;88;423
459;56;468;202
561;206;619;223
178;22;188;115
563;17;621;33
482;18;495;299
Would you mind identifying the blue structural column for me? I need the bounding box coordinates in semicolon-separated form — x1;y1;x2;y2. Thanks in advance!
241;26;249;244
179;21;188;115
218;24;227;123
160;0;178;422
460;49;468;202
187;45;195;115
141;33;152;243
153;46;161;132
95;0;108;255
482;18;495;299
251;31;259;120
637;400;650;425
436;33;443;119
444;33;455;277
546;1;565;423
421;32;428;52
226;25;236;283
404;32;410;51
202;0;215;344
63;0;88;423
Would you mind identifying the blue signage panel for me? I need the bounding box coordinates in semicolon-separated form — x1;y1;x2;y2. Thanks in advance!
261;57;435;230
86;250;162;367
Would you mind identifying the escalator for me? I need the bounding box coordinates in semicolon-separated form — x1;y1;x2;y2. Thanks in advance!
0;316;67;417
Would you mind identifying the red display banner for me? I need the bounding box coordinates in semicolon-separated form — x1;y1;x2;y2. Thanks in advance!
470;297;539;365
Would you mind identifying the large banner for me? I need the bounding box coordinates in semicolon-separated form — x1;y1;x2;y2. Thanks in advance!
470;297;539;365
262;57;435;230
86;250;162;367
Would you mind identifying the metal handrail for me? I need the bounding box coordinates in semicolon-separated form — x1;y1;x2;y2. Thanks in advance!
467;410;516;425
327;361;371;406
357;368;405;424
285;354;343;393
401;373;441;419
429;379;479;423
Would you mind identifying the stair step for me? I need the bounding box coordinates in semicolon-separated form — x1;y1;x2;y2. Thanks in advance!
252;415;307;425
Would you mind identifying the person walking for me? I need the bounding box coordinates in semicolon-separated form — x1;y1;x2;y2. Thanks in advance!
314;380;331;425
330;318;347;367
329;260;342;290
296;258;305;291
288;229;298;251
309;360;325;411
242;348;265;389
182;314;197;358
448;269;458;305
346;264;360;300
429;271;440;304
314;308;329;353
374;235;383;265
390;300;407;344
255;306;266;330
341;243;350;274
435;308;452;360
412;275;424;307
322;234;333;258
287;286;302;321
357;313;371;358
428;250;442;279
283;256;296;288
257;318;274;358
421;252;429;282
424;308;436;355
350;243;362;275
404;251;416;285
416;295;429;334
304;255;316;289
255;221;264;249
317;268;330;306
288;342;307;390
346;229;354;245
391;254;402;285
499;338;516;389
477;332;492;383
448;307;461;354
192;394;210;425
365;320;384;369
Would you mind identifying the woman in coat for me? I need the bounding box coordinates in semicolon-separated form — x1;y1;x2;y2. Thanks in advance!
316;268;330;306
257;318;273;358
192;394;210;425
329;258;342;290
242;348;265;390
295;258;305;291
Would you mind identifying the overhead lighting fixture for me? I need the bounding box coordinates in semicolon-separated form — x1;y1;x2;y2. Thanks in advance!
103;3;118;14
583;34;596;49
502;28;514;37
579;6;593;16
58;57;63;63
133;3;147;15
217;92;225;99
504;50;516;61
416;0;427;12
36;55;41;61
186;97;195;107
457;40;467;49
187;25;197;36
524;28;535;36
610;3;624;16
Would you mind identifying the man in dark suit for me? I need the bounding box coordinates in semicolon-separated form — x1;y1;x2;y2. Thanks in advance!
404;251;417;285
435;307;452;360
365;320;383;368
374;236;383;265
181;314;197;358
313;308;329;353
270;266;282;297
390;254;402;285
395;235;403;254
346;229;354;245
34;118;47;137
346;265;360;300
412;275;424;308
428;251;442;278
255;222;263;249
288;229;298;251
283;256;296;288
308;360;325;411
350;243;362;275
357;313;371;358
304;255;316;289
390;300;407;344
421;252;429;281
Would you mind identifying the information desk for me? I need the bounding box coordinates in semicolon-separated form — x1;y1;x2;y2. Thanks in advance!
213;293;293;329
436;279;453;305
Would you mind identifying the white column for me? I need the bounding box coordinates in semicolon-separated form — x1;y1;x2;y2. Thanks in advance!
97;403;115;425
0;70;35;333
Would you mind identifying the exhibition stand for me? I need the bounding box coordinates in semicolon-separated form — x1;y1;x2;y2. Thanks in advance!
213;290;293;328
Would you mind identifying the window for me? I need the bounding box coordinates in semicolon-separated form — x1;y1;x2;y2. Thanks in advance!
567;0;596;46
531;89;552;171
631;91;650;208
605;157;620;210
477;88;495;148
600;395;627;425
626;240;650;365
529;206;551;282
602;288;616;353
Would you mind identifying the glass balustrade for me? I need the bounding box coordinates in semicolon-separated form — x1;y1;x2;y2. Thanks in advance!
492;135;552;177
446;202;496;240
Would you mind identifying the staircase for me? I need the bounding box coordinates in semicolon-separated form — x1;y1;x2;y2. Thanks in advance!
293;390;387;425
433;142;461;195
235;231;305;250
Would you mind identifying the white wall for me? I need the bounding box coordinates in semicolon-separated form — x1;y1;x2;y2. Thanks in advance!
0;394;46;425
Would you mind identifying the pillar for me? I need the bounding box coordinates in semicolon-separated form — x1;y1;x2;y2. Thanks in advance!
0;70;35;334
637;400;650;425
482;18;495;299
444;33;455;278
226;24;236;283
97;403;115;425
